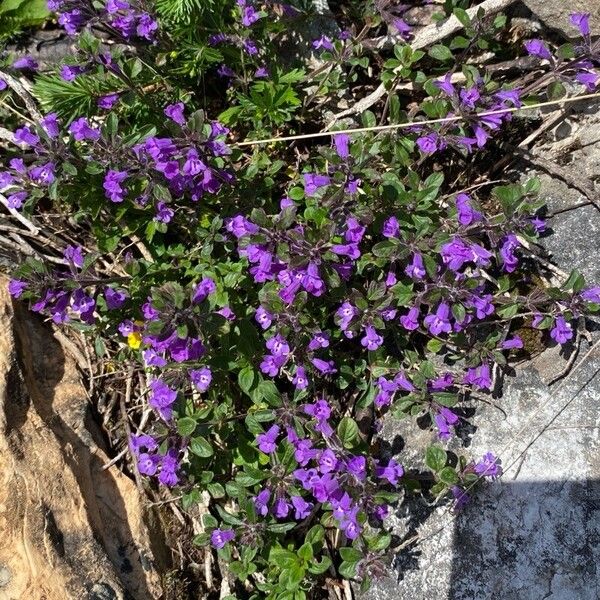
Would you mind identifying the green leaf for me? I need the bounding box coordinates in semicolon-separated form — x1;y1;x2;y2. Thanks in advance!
338;560;358;579
425;445;447;472
190;436;214;457
177;417;197;436
238;366;255;394
439;466;459;485
337;417;359;448
428;44;454;62
339;547;362;562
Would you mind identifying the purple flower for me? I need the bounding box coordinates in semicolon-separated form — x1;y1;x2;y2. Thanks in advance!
241;4;260;27
405;253;426;279
136;13;158;40
255;306;273;329
69;117;100;141
570;13;590;36
29;162;56;185
308;331;329;351
392;17;411;40
313;35;334;51
416;133;439;154
143;349;167;367
424;303;452;336
254;488;271;516
500;234;520;272
471;294;494;319
333;133;350;159
524;39;552;61
266;334;290;357
382;216;399;238
273;497;290;519
576;71;599;91
7;191;27;209
103;170;128;202
155;201;174;223
361;325;384;351
344;217;365;243
550;316;573;345
130;433;158;455
192;277;216;303
226;215;259;238
0;78;6;91
164;102;186;126
13;56;38;70
291;495;313;519
463;363;492;390
335;302;357;331
60;64;86;81
105;287;127;309
400;306;420;331
319;449;338;473
14;126;39;146
501;336;523;350
211;528;235;549
434;73;455;96
260;354;286;376
455;193;483;226
64;245;84;268
581;287;600;303
375;458;404;486
254;66;269;78
310;358;337;375
190;367;212;392
440;238;474;271
303;173;331;196
256;424;280;453
451;485;470;510
137;453;160;476
41;113;60;138
148;379;178;421
474;452;502;479
98;93;120;109
292;366;309;390
459;87;480;109
8;279;27;298
434;406;459;440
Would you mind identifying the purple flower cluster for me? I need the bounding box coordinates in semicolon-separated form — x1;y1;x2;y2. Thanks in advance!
248;408;402;539
48;0;158;41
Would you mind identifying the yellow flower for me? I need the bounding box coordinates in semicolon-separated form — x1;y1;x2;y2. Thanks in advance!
127;331;142;349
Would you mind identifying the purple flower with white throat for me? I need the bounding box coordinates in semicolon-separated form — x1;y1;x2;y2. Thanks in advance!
375;458;404;486
361;325;384;351
292;365;309;390
474;452;502;479
256;424;280;454
190;367;212;392
405;253;426;279
103;170;128;202
255;306;273;329
400;306;420;331
550;316;573;345
211;528;235;549
69;117;100;141
424;303;452;336
148;378;178;421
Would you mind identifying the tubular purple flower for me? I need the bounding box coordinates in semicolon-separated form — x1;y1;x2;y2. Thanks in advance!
190;367;212;392
570;13;591;36
361;325;384;351
211;528;235;549
550;316;573;345
164;102;186;126
333;133;350;159
405;253;426;279
382;216;399;238
424;303;452;335
524;39;552;61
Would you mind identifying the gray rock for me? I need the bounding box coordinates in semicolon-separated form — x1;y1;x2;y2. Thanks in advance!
522;0;600;39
